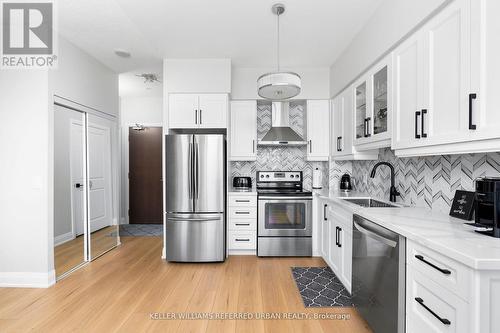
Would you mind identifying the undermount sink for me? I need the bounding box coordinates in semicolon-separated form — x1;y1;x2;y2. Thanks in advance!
341;198;398;208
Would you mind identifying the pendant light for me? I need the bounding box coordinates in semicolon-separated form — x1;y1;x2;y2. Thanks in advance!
257;4;301;100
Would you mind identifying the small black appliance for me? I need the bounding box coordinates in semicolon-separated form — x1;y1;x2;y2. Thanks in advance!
232;176;252;190
340;173;353;192
474;177;500;237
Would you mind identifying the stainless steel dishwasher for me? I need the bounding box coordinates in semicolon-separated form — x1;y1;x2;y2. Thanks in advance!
352;214;406;333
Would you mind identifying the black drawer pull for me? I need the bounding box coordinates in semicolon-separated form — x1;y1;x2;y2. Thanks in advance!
421;109;427;138
235;223;250;226
415;297;451;325
235;200;250;203
415;111;421;139
415;255;451;275
235;211;250;214
469;93;477;130
235;238;250;242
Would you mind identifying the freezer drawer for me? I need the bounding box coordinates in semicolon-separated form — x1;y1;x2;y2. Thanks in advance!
165;213;224;262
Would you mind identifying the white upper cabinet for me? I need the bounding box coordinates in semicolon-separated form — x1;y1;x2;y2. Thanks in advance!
230;101;257;161
470;0;500;141
353;54;392;150
168;94;199;129
393;0;500;156
331;87;378;161
306;100;330;161
168;93;228;129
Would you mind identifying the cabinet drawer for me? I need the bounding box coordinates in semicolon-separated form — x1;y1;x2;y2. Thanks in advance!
228;195;257;207
228;231;256;250
229;207;256;219
407;266;470;333
228;219;256;231
407;240;471;301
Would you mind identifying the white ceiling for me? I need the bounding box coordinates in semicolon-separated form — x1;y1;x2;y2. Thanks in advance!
58;0;384;73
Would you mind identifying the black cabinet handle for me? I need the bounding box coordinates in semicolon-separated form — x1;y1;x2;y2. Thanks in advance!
75;183;83;188
414;255;451;275
195;110;198;124
363;118;368;137
199;109;202;124
337;227;342;247
421;109;427;138
309;140;312;153
335;226;339;246
235;211;250;215
415;297;451;325
469;93;477;130
338;136;342;152
235;223;250;226
235;200;250;203
235;238;250;242
323;204;328;221
415;111;421;139
366;117;371;137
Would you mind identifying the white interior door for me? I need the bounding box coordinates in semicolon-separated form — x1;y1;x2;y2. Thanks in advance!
87;122;113;233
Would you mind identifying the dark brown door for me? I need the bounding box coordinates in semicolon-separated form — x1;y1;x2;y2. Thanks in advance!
129;127;163;224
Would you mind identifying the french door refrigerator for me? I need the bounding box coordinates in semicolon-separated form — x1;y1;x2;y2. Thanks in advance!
165;134;226;262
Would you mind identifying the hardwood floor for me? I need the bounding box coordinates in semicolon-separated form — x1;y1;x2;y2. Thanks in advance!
54;226;118;277
2;237;372;333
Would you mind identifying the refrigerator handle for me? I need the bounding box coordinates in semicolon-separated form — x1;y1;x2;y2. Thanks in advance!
194;141;199;199
188;142;193;199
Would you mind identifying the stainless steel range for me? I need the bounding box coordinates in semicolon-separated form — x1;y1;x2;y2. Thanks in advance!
257;171;312;257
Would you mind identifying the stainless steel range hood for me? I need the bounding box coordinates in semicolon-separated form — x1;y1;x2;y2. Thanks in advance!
258;102;307;146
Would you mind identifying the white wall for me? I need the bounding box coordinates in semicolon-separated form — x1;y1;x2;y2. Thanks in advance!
119;96;163;223
0;70;54;287
164;58;231;93
232;67;330;100
51;36;119;116
329;0;450;97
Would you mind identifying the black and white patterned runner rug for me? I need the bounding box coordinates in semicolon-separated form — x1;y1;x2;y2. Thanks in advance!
291;267;356;307
119;224;163;237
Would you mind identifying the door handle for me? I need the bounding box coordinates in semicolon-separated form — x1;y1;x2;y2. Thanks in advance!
188;142;193;199
194;141;199;199
414;255;451;275
415;111;421;139
415;297;451;325
469;93;477;130
167;217;220;222
421;109;427;138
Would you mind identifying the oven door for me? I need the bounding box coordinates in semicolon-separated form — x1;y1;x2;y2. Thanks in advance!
258;196;312;237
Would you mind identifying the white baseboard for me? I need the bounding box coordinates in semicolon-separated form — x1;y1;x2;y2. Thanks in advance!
54;231;74;246
0;270;56;288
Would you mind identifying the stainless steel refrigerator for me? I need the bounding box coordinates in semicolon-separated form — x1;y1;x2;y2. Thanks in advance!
165;134;226;262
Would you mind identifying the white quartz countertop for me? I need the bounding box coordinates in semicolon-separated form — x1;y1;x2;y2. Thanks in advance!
314;190;500;270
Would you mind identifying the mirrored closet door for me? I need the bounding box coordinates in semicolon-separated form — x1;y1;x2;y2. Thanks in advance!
54;106;119;279
53;105;87;278
87;113;118;259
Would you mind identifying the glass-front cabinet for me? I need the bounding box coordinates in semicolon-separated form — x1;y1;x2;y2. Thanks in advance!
353;54;392;149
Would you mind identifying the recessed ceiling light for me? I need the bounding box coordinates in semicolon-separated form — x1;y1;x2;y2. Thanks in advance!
114;49;131;58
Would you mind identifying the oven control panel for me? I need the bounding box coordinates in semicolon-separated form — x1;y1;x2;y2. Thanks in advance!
257;171;302;182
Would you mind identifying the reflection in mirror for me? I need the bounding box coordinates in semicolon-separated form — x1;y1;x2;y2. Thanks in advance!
87;114;118;259
54;105;86;278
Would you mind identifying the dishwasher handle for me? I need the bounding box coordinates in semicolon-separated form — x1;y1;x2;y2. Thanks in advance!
353;221;398;248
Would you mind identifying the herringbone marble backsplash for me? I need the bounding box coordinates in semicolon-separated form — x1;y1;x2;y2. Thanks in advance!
230;102;329;191
330;149;500;213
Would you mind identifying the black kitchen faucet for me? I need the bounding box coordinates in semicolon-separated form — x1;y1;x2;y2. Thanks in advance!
370;162;400;203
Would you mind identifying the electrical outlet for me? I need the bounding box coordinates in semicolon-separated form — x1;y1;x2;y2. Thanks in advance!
363;174;368;184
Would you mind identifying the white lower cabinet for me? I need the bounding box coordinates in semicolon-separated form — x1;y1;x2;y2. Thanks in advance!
227;193;257;254
407;266;470;333
317;199;353;293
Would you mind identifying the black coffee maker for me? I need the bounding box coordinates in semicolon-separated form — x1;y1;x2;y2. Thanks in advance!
475;177;500;237
340;173;353;192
